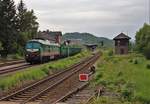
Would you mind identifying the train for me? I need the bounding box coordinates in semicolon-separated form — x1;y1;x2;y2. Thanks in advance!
25;39;82;64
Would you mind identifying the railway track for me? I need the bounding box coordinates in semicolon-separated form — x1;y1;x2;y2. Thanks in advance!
0;63;32;75
54;73;97;104
0;60;25;67
0;52;100;104
54;83;97;104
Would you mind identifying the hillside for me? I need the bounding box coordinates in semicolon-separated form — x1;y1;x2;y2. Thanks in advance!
62;32;113;47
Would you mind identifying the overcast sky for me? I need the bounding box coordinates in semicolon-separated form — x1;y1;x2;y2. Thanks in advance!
14;0;148;39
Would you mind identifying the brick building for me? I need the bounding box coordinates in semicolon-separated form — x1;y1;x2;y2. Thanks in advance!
37;30;62;44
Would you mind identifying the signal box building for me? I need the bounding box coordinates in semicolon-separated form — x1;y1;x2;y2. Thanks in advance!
113;33;131;55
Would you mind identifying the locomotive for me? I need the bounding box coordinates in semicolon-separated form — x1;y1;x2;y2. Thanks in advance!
25;39;81;64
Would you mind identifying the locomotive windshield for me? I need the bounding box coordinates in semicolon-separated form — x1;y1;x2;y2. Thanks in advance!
26;42;41;49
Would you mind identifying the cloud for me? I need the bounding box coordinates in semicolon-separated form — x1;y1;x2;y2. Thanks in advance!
14;0;148;39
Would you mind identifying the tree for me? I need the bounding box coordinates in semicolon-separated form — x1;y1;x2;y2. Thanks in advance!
17;0;27;32
23;9;39;39
0;0;17;57
16;0;39;54
0;0;39;57
135;23;150;59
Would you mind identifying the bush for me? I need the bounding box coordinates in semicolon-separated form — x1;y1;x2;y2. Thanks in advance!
0;50;8;58
108;49;113;56
95;73;103;81
134;59;138;64
129;59;133;63
143;44;150;60
121;83;135;101
12;54;21;59
147;64;150;69
117;71;123;77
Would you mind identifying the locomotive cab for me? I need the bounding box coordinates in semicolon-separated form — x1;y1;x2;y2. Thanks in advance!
25;41;42;63
25;39;61;64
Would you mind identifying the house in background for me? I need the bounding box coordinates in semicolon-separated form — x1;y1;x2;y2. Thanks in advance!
84;44;98;51
37;30;62;44
113;33;131;55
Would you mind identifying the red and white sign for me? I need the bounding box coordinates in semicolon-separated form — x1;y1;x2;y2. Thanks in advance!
79;74;89;81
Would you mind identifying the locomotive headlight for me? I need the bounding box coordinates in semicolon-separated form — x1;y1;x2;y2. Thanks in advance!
26;54;29;57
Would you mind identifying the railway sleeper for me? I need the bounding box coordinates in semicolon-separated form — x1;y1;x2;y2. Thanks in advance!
34;99;42;102
77;92;92;95
8;98;24;102
15;94;34;98
21;90;39;94
10;97;27;100
77;91;93;94
35;95;48;100
35;97;45;101
75;94;92;97
65;99;85;104
19;92;35;96
8;98;24;101
24;88;39;92
72;96;90;99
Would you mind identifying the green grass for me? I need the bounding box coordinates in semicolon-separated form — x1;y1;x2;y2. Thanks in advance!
0;50;91;91
92;51;150;103
89;97;134;104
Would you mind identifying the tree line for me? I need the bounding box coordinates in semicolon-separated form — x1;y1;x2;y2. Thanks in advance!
135;23;150;59
0;0;38;57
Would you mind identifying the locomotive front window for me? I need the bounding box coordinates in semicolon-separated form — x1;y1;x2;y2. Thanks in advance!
26;42;41;49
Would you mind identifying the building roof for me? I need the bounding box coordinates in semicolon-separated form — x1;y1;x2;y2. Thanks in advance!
113;33;131;40
28;39;60;46
37;31;62;41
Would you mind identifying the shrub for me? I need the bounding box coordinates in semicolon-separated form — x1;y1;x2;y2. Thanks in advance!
143;44;150;60
113;59;118;63
117;71;123;77
147;64;150;69
95;73;103;81
129;59;133;63
108;49;113;56
134;59;138;64
12;54;21;59
121;82;135;101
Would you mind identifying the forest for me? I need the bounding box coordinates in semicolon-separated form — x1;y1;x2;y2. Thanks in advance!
0;0;38;57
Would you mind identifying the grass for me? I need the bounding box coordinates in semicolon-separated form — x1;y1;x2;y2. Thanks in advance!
0;50;91;91
89;97;134;104
91;51;150;104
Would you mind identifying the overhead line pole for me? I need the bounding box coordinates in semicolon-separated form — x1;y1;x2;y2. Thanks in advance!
148;0;150;24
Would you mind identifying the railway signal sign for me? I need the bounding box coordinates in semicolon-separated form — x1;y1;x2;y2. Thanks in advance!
79;74;89;81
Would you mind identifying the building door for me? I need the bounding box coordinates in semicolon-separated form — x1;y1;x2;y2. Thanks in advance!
120;49;124;54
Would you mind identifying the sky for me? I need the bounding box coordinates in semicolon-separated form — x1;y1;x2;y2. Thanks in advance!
14;0;148;39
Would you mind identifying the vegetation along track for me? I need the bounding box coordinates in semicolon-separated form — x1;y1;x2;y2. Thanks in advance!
0;52;100;104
